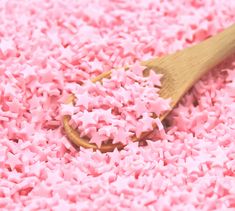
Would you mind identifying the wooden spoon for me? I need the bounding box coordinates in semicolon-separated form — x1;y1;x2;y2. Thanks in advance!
62;24;235;153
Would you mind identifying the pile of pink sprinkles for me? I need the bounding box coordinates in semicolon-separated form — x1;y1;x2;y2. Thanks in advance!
0;0;235;210
61;64;170;147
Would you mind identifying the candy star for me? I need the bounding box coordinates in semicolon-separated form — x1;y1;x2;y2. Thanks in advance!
59;46;75;60
133;99;147;117
60;104;76;116
90;59;103;72
7;152;21;169
98;125;118;137
80;126;97;137
186;157;200;174
75;92;90;109
112;119;126;128
102;109;115;122
211;146;228;167
79;110;97;127
122;40;136;55
131;63;146;76
112;128;131;145
90;133;108;148
138;113;154;131
0;38;15;54
149;98;171;116
149;70;162;87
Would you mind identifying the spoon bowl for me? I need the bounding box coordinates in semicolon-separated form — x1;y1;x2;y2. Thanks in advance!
63;24;235;152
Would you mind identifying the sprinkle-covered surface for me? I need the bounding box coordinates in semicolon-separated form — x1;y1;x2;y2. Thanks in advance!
0;0;235;210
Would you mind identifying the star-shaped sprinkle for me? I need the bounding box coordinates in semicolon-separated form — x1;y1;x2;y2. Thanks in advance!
133;99;147;117
0;38;15;55
61;104;76;116
113;127;131;145
148;70;162;87
79;110;97;127
131;63;146;76
90;133;108;148
80;126;97;137
90;59;103;72
122;40;136;55
75;92;90;109
98;125;118;137
139;113;154;131
149;98;171;116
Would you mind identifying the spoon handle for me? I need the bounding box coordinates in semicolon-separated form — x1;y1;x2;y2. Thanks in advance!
142;24;235;107
189;24;235;81
168;24;235;106
163;24;235;103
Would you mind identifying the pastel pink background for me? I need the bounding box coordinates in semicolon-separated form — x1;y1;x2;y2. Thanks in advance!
0;0;235;210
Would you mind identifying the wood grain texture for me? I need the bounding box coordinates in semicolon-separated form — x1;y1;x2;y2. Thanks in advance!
62;24;235;152
142;24;235;108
